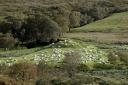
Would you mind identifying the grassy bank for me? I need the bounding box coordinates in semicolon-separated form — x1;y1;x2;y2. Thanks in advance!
71;12;128;33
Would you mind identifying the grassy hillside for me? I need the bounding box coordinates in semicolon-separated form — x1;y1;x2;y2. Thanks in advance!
0;39;109;66
71;12;128;32
0;38;128;66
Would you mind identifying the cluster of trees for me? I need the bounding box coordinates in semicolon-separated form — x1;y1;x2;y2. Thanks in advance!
0;0;128;48
0;14;62;48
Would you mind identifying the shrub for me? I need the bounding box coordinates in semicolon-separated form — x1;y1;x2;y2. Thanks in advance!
37;61;55;84
23;14;62;43
108;50;121;65
107;50;128;69
0;33;16;48
36;79;50;85
0;14;62;47
9;62;37;82
53;15;70;32
47;5;71;32
117;51;128;65
0;16;23;33
93;63;114;70
69;11;81;28
37;60;53;77
77;64;91;72
51;77;72;85
0;76;18;85
61;51;81;77
0;63;9;74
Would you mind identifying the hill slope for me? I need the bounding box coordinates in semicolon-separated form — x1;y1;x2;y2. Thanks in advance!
71;12;128;33
0;39;109;66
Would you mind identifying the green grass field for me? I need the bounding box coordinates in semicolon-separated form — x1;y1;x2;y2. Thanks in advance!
71;12;128;33
0;39;109;67
0;38;128;67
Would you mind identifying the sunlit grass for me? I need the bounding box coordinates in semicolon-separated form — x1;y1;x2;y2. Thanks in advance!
71;12;128;33
0;39;109;67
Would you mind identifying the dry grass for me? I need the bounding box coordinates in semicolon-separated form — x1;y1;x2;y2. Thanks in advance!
65;32;128;44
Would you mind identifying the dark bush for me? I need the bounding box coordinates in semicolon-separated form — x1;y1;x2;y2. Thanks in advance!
0;14;62;48
0;16;23;33
36;79;50;85
51;77;72;85
21;14;62;44
77;64;91;72
93;63;114;70
0;33;16;48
